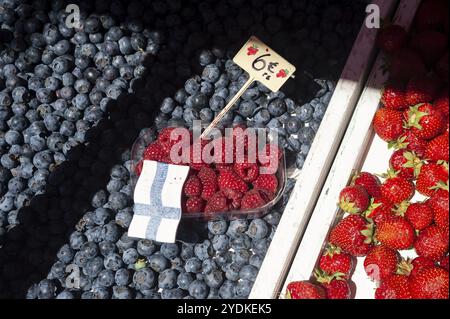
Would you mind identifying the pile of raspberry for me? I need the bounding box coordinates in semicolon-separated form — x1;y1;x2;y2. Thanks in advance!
136;127;282;215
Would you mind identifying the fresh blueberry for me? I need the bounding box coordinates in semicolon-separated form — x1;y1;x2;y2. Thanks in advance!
219;280;236;299
252;238;270;257
115;208;132;228
98;240;116;257
224;263;241;281
209;95;225;111
112;286;133;299
115;268;131;286
184;257;202;274
148;254;170;273
177;271;194;290
246;219;269;240
160;243;180;260
81;242;99;259
57;244;74;264
298;127;316;144
137;239;156;257
123;248;139;265
104;253;123;271
56;290;74;299
37;279;56;299
133;268;156;290
188;280;209;299
249;254;264;269
234;279;253;298
158;269;178;289
69;231;86;250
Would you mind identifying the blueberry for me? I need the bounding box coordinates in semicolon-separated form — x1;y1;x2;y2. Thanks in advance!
5;130;23;145
253;109;271;125
184;257;202;274
97;269;115;287
148;254;170;273
6;209;18;224
227;219;248;239
224;263;241;281
56;291;74;299
199;108;213;122
252;238;270;256
98;240;116;257
202;64;221;83
184;77;200;95
209;95;225;111
7;177;25;194
160;97;175;114
112;286;133;299
38;279;56;299
267;98;287;117
43;113;61;131
115;268;130;286
180;243;195;261
177;271;194;290
133;268;156;290
232;248;252;266
194;240;214;261
104;253;123;271
48;261;66;280
81;242;99;259
158;243;179;260
211;234;229;252
101;221;121;242
123;248;139;265
188;280;209;299
158;269;178;289
264;212;282;226
313;102;327;120
249;254;264;269
239;265;258;282
234;279;253;298
137;239;156;257
208;220;228;235
199;50;215;66
200;81;214;96
298;127;316;144
219;280;237;299
161;288;186;299
69;231;86;250
83;256;104;278
115;208;132;228
242;87;260;101
246;219;269;240
57;244;74;264
92;287;110;299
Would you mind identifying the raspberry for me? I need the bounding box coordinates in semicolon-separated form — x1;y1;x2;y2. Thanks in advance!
189;139;209;171
185;197;205;214
158;127;191;154
197;166;218;200
183;175;202;197
241;189;271;210
258;144;282;174
253;174;278;194
143;142;167;161
232;125;249;154
217;170;249;193
204;191;229;214
212;137;234;165
222;188;243;210
233;161;259;183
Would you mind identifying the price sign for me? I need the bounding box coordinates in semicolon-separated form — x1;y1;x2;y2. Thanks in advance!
233;36;296;92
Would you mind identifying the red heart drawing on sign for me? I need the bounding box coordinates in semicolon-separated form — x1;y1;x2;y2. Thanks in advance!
247;45;259;56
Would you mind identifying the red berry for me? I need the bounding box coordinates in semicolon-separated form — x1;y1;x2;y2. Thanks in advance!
376;24;407;54
233;161;259;183
404;202;435;231
406;103;445;140
375;274;412;299
409;266;449;299
217;170;248;193
410;30;448;65
416;162;448;197
440;255;449;271
252;174;278;195
389;149;422;180
286;281;325;299
429;189;449;233
318;245;354;279
197;166;218;200
338;185;370;214
183;175;202;197
375;216;415;250
329;215;373;257
204;191;229;214
241;189;271;210
185;197;205;214
434;88;449;117
389;130;429;159
381;82;408;111
353;172;382;199
380;172;415;205
410;257;436;279
365;197;395;225
373;108;405;142
389;48;426;81
364;245;399;281
143;142;167;162
424;132;449;162
405;77;440;106
414;225;449;262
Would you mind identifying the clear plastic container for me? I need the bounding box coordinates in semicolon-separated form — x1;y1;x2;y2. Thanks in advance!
130;127;287;221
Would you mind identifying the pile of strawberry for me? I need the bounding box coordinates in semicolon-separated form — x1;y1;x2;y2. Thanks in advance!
287;0;449;300
136;126;282;215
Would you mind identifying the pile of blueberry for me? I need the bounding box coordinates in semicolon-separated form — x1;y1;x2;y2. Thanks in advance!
0;0;368;299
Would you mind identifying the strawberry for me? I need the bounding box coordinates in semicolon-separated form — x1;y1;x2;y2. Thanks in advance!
364;245;399;281
409;267;449;299
434;88;449;117
217;170;248;193
389;131;429;158
414;225;449;262
314;272;352;299
406;103;445;140
405;77;440;106
416;162;448;197
365;197;395;225
233;161;259;183
404;202;435;231
183;175;202;197
380;82;408;111
143;142;167;161
373;108;405;142
415;0;448;32
424;132;449;162
185;197;205;214
375;216;415;250
376;24;407;54
240;189;271;210
318;245;354;279
338;185;370;214
197;166;218;200
436;51;449;81
329;215;373;257
285;281;325;299
353;172;382;199
389;48;426;81
429;189;449;233
380;170;415;204
375;274;412;299
252;174;278;194
204;191;229;214
410;30;448;65
440;255;449;271
389;150;422;180
410;257;436;279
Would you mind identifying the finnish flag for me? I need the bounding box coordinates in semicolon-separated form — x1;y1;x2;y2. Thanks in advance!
129;160;190;243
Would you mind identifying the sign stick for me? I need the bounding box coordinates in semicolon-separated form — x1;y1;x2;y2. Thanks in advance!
200;77;255;139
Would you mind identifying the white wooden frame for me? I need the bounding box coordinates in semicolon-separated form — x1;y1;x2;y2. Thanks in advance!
280;0;421;298
250;0;400;299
